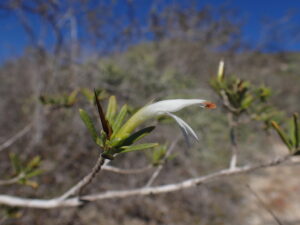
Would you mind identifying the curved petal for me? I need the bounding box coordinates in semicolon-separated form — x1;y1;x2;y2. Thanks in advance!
166;112;199;146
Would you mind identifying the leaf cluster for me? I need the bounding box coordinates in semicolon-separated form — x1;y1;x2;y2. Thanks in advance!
39;88;108;109
271;113;300;155
39;89;79;108
148;145;168;166
79;92;158;159
211;75;271;115
210;62;283;129
9;153;43;188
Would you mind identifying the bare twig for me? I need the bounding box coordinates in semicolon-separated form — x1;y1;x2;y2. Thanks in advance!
220;90;239;114
102;165;152;174
247;184;284;225
0;124;32;152
0;154;292;209
59;154;106;200
228;113;239;169
0;174;24;186
145;139;179;187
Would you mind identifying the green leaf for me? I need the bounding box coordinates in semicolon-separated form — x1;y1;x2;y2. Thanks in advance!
120;143;158;153
257;86;271;101
112;104;128;134
106;96;117;124
25;169;44;179
81;88;94;103
241;95;254;109
271;121;293;151
117;126;155;147
96;137;103;146
293;113;299;149
79;108;99;143
25;156;41;172
288;117;296;147
9;153;22;174
66;89;78;106
81;88;108;104
24;180;39;189
151;146;167;166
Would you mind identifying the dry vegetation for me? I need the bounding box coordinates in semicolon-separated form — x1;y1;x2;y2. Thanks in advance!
0;1;300;224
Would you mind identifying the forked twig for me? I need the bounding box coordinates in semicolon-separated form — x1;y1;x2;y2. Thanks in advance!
103;165;152;174
145;138;179;187
0;154;293;208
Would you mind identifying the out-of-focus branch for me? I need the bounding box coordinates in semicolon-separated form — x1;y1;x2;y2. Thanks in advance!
228;113;238;169
247;184;284;225
0;124;32;153
223;108;239;170
102;165;152;174
0;174;24;186
219;89;240;169
0;154;293;209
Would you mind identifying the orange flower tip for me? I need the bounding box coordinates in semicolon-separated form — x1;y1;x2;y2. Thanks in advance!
203;101;217;109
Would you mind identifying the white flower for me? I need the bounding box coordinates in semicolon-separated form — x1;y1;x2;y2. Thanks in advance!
114;99;216;144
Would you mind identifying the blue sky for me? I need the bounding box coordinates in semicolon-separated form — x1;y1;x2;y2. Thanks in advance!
0;0;300;62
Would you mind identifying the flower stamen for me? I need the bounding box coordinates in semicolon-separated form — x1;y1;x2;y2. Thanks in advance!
203;102;217;109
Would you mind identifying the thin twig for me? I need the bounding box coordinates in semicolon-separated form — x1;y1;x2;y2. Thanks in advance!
0;124;32;152
59;154;106;200
226;112;239;169
0;174;24;186
220;90;239;114
102;165;152;174
247;184;284;225
145;139;179;187
0;154;292;208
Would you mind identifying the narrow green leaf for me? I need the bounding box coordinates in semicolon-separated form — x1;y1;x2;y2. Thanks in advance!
120;143;159;153
25;169;44;179
271;121;293;151
112;104;128;134
293;113;299;149
9;153;22;174
151;146;167;166
106;96;117;124
24;180;39;189
288;117;296;147
241;95;253;109
26;156;41;171
96;137;103;146
67;89;78;106
117;126;155;147
81;88;94;103
79;108;99;143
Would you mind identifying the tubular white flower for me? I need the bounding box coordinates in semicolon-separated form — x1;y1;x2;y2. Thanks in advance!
114;99;216;142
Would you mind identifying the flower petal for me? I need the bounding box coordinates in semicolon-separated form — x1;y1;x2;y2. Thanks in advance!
167;112;199;146
115;99;215;140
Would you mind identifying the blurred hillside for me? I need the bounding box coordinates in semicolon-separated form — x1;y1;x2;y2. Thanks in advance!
0;1;300;225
